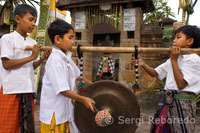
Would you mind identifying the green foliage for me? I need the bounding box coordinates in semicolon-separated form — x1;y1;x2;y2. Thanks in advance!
162;29;173;42
143;0;175;24
0;0;39;21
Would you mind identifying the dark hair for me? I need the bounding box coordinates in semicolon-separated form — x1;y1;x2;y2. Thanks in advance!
14;4;37;17
174;25;200;48
48;19;74;44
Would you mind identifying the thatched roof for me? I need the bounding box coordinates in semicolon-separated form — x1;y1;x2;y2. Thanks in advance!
56;0;154;13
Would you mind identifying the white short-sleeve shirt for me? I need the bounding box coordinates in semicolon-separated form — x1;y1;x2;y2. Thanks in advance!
0;56;3;88
155;54;200;94
0;57;6;88
40;47;80;125
0;31;37;94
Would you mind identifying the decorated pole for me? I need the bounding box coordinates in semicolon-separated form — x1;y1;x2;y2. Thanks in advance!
25;46;200;54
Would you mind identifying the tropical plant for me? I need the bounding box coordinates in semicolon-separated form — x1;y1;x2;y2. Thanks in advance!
0;0;39;28
162;29;173;42
143;0;175;24
178;0;198;25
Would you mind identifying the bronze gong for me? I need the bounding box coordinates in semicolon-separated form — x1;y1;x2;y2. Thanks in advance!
74;80;140;133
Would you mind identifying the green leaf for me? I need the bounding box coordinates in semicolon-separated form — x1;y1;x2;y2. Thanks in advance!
143;0;175;24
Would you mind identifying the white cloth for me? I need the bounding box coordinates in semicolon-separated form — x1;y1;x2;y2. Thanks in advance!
40;47;80;133
155;54;200;94
0;38;2;88
0;57;6;89
0;56;3;88
0;31;37;94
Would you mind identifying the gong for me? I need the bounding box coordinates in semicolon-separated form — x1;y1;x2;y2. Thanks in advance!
74;80;140;133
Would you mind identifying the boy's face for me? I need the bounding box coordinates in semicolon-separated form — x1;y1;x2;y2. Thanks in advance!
15;12;37;34
173;31;193;48
55;29;74;53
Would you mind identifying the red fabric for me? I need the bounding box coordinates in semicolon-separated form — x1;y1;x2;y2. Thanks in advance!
0;86;35;133
100;70;103;77
107;66;111;73
155;105;171;133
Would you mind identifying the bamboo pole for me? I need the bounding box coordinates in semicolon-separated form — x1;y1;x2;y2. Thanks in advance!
25;46;200;54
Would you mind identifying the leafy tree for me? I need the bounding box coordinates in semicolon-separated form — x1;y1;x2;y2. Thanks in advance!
143;0;175;24
0;0;39;26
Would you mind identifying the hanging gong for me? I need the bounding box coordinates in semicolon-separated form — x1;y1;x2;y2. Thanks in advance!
74;80;140;133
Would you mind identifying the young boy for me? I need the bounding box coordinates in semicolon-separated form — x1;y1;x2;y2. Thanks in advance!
0;4;50;133
0;56;3;90
0;40;1;89
133;25;200;132
39;19;95;133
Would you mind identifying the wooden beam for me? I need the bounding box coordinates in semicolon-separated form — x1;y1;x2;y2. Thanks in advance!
25;46;200;54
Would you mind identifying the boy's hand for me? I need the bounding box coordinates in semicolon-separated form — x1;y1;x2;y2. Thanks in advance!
132;56;144;67
31;44;42;60
81;96;95;112
170;46;181;61
40;50;51;61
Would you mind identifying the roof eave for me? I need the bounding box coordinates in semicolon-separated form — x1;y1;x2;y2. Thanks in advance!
56;0;155;13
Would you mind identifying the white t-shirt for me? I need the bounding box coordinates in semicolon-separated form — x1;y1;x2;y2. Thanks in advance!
0;31;37;94
155;54;200;94
40;47;80;126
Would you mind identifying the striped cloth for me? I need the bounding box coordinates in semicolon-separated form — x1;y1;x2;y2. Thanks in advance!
0;86;35;133
97;56;115;77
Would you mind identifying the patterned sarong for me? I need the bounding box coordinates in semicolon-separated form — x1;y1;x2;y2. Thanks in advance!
151;90;196;133
20;93;35;133
0;86;35;133
166;91;196;133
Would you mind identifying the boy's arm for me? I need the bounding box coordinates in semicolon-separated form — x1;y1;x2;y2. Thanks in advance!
170;46;188;89
33;58;44;69
33;50;51;69
60;90;95;112
2;44;40;70
171;60;187;89
2;56;36;70
141;63;158;77
133;58;158;77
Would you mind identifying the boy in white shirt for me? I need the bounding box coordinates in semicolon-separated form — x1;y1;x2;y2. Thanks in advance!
133;25;200;132
0;4;50;133
0;56;2;89
0;56;4;91
0;47;1;89
40;19;95;133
